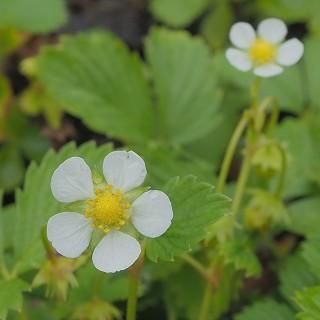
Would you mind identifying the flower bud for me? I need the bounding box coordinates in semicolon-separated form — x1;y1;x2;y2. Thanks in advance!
71;298;121;320
245;190;288;232
252;139;283;178
33;256;86;301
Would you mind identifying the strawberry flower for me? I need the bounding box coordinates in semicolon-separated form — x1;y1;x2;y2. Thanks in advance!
226;18;304;77
47;151;173;273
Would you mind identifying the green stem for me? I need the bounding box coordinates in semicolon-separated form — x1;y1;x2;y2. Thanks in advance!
181;254;210;282
231;147;252;218
275;143;287;197
126;274;139;320
126;252;144;320
216;111;250;193
198;285;211;320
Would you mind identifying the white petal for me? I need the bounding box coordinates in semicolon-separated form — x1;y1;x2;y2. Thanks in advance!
229;22;256;49
92;231;141;273
258;18;287;44
276;38;304;66
51;157;94;203
103;151;146;192
226;48;252;71
131;190;173;238
47;212;93;258
254;64;283;77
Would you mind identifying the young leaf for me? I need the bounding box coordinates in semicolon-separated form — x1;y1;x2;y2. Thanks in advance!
149;0;210;27
234;299;295;320
13;142;113;274
38;31;154;144
0;0;67;33
145;28;221;144
0;278;29;320
146;176;231;262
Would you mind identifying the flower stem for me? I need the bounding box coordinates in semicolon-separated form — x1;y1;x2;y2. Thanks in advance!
181;254;211;282
198;284;212;320
126;274;139;320
231;146;252;218
274;143;287;198
216;111;250;193
126;253;144;320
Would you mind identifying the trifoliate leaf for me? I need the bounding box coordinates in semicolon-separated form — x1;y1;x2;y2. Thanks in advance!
278;251;317;303
149;0;210;27
38;31;154;144
235;299;294;320
146;176;231;262
0;278;29;320
145;28;221;144
295;286;320;320
0;0;67;33
13;142;113;274
219;233;262;277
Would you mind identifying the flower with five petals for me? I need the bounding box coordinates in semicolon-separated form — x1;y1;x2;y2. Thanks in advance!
47;151;173;273
226;18;304;77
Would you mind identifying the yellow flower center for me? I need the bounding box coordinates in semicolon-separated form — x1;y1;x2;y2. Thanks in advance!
85;186;130;232
249;39;277;65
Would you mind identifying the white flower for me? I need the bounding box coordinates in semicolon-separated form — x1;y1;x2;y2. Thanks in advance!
47;151;173;273
226;18;304;77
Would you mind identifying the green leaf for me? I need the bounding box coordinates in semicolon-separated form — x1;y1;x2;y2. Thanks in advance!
146;28;221;144
287;198;320;236
0;145;24;191
261;66;305;113
301;235;320;278
219;233;261;277
149;0;210;27
38;31;154;144
163;265;204;320
0;0;67;33
13;141;113;274
0;203;16;267
146;176;231;262
275;117;320;198
201;1;234;50
278;251;317;303
234;299;295;320
256;0;311;22
0;278;29;320
137;143;214;188
295;286;320;320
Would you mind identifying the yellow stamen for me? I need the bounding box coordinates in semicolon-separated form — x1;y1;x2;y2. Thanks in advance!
85;185;130;232
249;39;277;65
